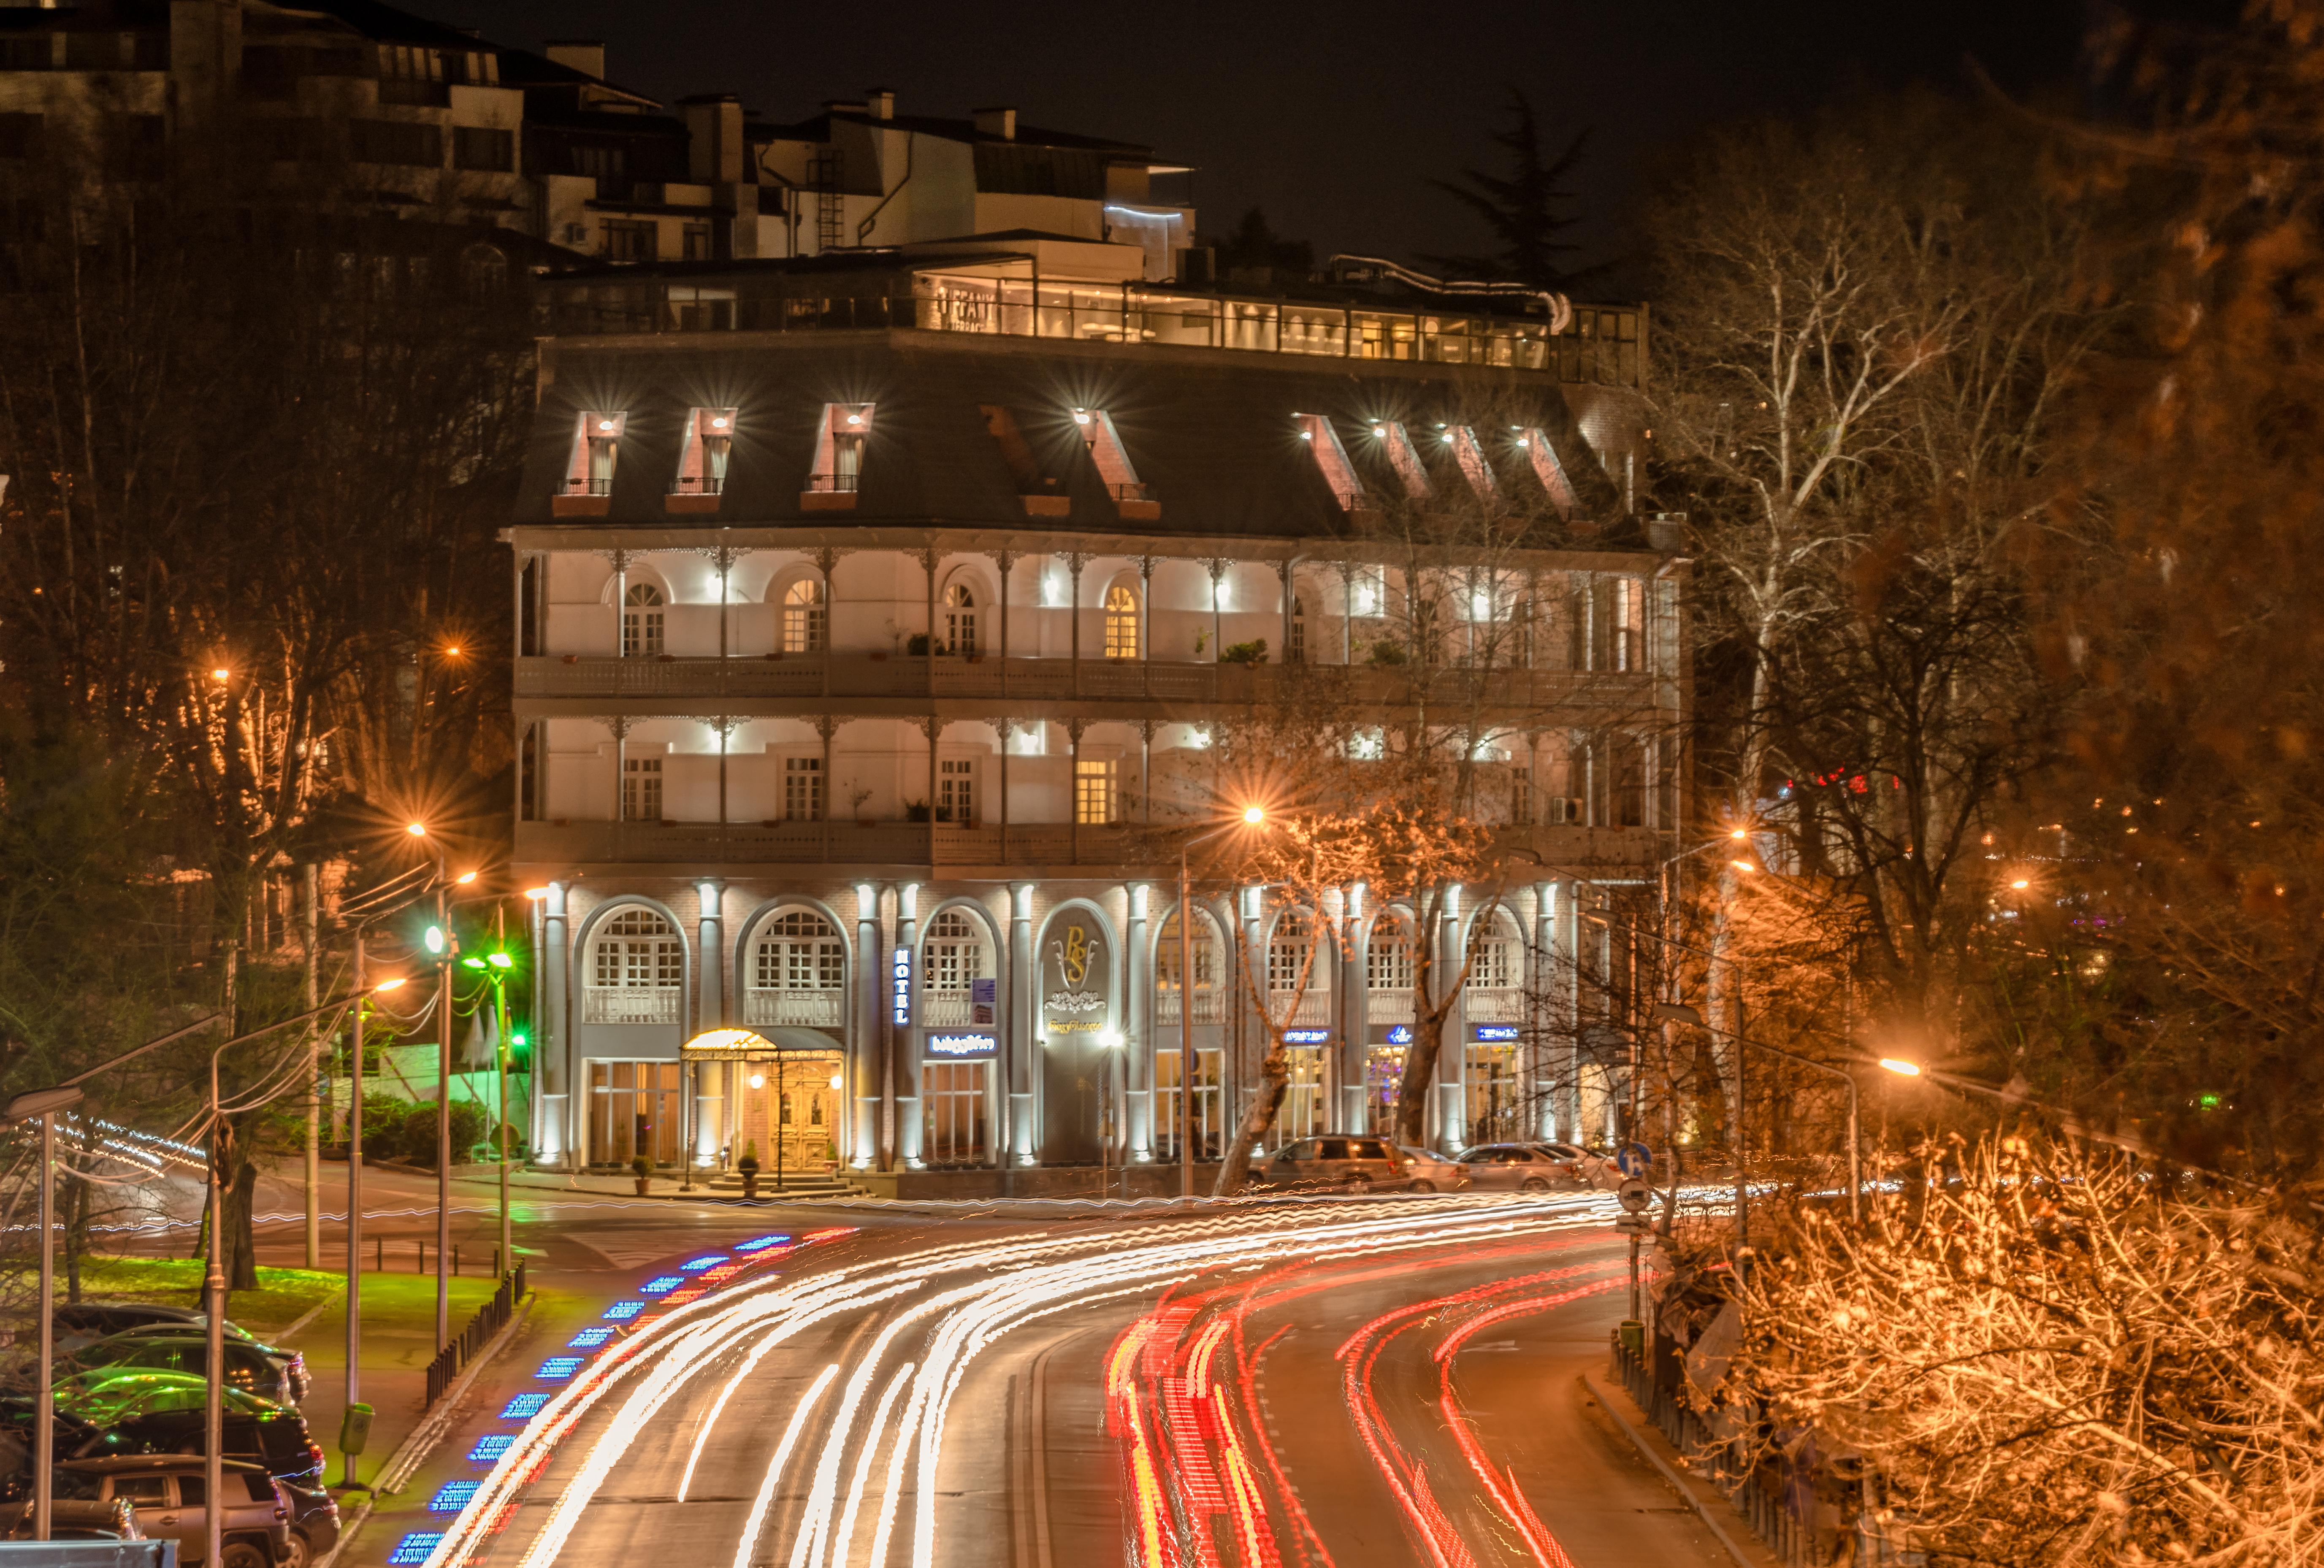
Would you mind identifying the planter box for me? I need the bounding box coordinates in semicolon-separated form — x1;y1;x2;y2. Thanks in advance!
552;493;611;518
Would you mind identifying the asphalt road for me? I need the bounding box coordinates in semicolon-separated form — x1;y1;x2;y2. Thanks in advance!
83;1165;1737;1567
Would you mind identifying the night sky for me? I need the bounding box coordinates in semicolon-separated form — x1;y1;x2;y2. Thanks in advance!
447;0;2194;290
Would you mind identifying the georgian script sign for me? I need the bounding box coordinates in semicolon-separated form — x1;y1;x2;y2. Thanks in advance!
1041;916;1111;1037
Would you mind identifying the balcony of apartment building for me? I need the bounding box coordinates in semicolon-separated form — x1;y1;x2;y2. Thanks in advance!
534;268;1645;389
511;649;1646;712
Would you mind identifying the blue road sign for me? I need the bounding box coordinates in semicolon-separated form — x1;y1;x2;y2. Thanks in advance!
1615;1141;1654;1178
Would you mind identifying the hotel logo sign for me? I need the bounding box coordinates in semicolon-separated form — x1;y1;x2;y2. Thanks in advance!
1041;917;1111;1037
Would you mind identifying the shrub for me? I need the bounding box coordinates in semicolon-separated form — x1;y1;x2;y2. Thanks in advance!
737;1140;759;1172
358;1095;412;1149
1367;639;1408;666
1220;638;1269;666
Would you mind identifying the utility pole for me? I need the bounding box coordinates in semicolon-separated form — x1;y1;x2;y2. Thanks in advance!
304;863;321;1268
345;932;367;1485
436;881;453;1352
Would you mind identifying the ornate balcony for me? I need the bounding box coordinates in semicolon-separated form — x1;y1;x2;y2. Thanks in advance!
742;989;843;1027
583;986;681;1024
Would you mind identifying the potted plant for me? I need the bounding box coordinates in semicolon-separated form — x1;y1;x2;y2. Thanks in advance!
849;784;875;825
630;1154;653;1196
737;1139;760;1200
1220;638;1270;666
905;800;931;822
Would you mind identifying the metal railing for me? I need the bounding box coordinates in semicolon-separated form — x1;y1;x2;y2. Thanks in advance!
669;476;725;495
804;472;860;494
559;477;612;496
425;1262;526;1408
1610;1326;1915;1567
1465;988;1522;1022
1154;989;1225;1025
1107;482;1153;504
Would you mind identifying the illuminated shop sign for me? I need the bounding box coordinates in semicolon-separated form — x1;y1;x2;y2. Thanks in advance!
1473;1025;1520;1042
927;1033;997;1058
1281;1028;1333;1045
1041;917;1110;1036
1387;1025;1413;1046
891;946;911;1026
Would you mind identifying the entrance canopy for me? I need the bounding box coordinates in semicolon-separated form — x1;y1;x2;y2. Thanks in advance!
682;1026;842;1058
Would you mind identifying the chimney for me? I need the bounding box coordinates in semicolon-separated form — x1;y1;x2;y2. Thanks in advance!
866;87;894;121
972;106;1016;141
681;93;744;185
544;39;604;80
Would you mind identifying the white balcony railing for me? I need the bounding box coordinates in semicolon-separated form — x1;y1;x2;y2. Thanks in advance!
921;989;985;1027
1267;989;1330;1027
1155;989;1225;1025
1368;989;1415;1023
584;986;681;1025
1465;988;1522;1023
743;989;844;1027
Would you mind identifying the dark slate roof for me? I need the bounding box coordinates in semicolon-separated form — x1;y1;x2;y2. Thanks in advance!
752;110;1152;158
519;331;1631;541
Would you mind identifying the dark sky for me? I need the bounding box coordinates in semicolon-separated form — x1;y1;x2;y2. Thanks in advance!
448;0;2120;281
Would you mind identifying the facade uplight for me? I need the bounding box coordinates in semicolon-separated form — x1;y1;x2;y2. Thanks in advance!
598;420;615;433
524;887;549;900
711;416;730;429
1073;409;1092;425
1879;1058;1923;1077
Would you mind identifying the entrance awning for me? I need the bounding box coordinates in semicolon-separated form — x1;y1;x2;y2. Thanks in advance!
680;1026;842;1058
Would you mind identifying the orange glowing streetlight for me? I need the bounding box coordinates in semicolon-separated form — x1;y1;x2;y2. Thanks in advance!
1878;1057;1923;1077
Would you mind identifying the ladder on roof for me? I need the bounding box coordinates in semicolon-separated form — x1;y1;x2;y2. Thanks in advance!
809;150;843;251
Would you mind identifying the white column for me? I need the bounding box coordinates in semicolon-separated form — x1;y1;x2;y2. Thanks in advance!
1126;883;1152;1160
894;883;924;1169
1009;883;1036;1165
542;882;573;1168
695;880;725;1164
851;883;881;1169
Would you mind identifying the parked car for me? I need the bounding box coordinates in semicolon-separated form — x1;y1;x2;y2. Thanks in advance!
1455;1143;1587;1192
56;1455;290;1568
1259;1136;1409;1193
54;1305;261;1356
101;1405;335;1567
51;1372;282;1428
1391;1146;1471;1194
0;1496;146;1541
68;1328;306;1407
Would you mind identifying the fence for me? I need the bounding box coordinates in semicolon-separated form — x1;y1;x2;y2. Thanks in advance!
425;1262;528;1408
1611;1325;1917;1567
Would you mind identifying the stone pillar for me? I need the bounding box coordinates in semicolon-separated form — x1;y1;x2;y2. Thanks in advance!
541;881;572;1169
1436;885;1465;1154
1340;889;1368;1135
695;879;726;1163
851;882;882;1169
1530;881;1559;1141
1126;883;1152;1160
894;883;924;1169
1009;882;1036;1164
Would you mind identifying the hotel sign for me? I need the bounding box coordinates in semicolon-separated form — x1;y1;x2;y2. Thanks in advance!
1041;916;1111;1038
927;1033;997;1058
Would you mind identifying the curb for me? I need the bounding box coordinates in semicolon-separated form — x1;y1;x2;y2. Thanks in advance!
313;1293;536;1568
1579;1371;1771;1568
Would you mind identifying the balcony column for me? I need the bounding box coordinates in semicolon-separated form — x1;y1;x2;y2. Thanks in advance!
1338;563;1355;665
1067;718;1087;863
1126;883;1153;1160
921;546;938;669
894;882;924;1168
1205;559;1227;662
607;717;631;826
1529;881;1558;1142
922;716;942;836
1436;884;1466;1155
994;551;1016;693
1068;553;1088;698
997;719;1014;851
1138;556;1155;665
851;882;882;1170
695;879;726;1165
1008;882;1036;1164
541;881;573;1169
1547;881;1581;1144
610;551;628;658
1138;719;1157;824
1238;883;1263;1141
1277;558;1296;662
1340;886;1368;1134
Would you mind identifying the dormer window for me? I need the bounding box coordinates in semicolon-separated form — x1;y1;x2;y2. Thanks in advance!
804;404;872;510
555;410;624;516
1295;414;1364;512
1515;427;1580;520
1075;408;1158;517
1448;427;1496;500
668;407;735;515
1371;422;1431;500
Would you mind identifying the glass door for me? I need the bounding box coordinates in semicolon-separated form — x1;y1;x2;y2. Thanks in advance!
588;1061;682;1167
1155;1047;1222;1162
923;1060;990;1165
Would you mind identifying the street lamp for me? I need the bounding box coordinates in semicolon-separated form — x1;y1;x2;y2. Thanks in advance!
462;946;518;1274
1176;806;1266;1201
403;822;474;1351
1656;1001;1861;1223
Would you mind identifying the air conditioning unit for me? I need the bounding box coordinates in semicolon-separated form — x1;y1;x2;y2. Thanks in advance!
563;223;589;245
1548;797;1585;825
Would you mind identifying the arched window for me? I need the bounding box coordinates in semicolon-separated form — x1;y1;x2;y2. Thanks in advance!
1157;910;1221;1023
783;577;827;654
1467;914;1522;1021
1288;594;1307;664
1268;912;1329;1025
586;907;682;1023
1103;583;1139;660
623;582;664;656
922;909;991;1025
944;581;978;656
747;909;845;1026
1366;918;1416;1022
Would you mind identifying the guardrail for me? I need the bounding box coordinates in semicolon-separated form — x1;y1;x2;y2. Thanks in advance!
425;1263;527;1408
1611;1325;1915;1567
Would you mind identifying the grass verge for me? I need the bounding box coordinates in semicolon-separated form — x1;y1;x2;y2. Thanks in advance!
66;1257;501;1337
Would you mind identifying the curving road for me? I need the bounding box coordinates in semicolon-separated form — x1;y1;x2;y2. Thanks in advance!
416;1196;1734;1568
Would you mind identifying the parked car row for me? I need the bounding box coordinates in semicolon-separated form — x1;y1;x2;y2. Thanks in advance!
0;1300;338;1567
1255;1138;1615;1194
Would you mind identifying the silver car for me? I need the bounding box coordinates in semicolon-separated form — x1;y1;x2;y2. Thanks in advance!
1392;1145;1471;1194
58;1455;290;1568
1455;1143;1586;1192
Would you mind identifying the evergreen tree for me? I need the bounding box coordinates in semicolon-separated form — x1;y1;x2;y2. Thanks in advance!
1423;89;1600;291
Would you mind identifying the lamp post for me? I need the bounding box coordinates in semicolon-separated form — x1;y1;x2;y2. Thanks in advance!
460;944;517;1274
1176;806;1265;1202
406;823;475;1352
1874;1057;2157;1160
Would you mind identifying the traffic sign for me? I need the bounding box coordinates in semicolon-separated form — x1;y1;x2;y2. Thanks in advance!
1617;1176;1652;1213
1615;1142;1653;1179
1613;1211;1653;1231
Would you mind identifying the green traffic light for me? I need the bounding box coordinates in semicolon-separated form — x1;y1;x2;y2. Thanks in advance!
509;1032;527;1047
461;956;485;970
487;952;515;970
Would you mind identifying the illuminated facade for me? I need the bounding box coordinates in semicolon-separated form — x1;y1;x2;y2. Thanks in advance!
508;244;1681;1188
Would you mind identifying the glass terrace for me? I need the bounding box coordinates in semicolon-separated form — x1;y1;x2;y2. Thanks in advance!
535;267;1644;387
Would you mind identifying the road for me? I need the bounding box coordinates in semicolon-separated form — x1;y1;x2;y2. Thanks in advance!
410;1195;1736;1568
79;1163;1738;1566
